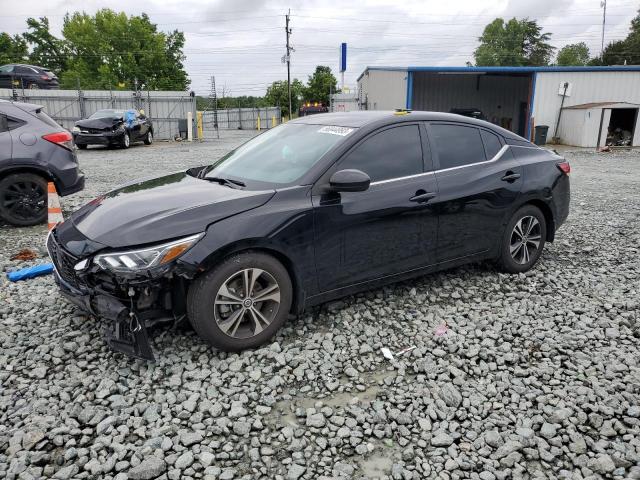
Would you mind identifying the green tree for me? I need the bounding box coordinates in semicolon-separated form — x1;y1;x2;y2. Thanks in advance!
474;18;555;66
0;33;28;64
303;65;338;105
265;79;305;118
60;9;189;90
591;8;640;65
23;17;68;73
556;42;590;66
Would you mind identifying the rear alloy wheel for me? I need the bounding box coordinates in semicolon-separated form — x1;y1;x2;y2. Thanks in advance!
144;131;153;145
28;83;39;89
0;173;47;226
187;252;292;351
122;132;130;149
498;205;546;273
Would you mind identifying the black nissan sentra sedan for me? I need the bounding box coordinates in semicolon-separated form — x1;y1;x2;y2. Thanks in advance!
47;111;570;360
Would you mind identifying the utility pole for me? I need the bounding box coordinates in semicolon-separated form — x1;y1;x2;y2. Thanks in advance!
601;0;607;59
285;10;292;120
209;75;219;139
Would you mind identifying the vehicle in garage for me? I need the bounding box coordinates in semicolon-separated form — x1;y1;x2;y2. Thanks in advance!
47;110;570;360
72;109;153;149
0;64;60;90
0;100;84;226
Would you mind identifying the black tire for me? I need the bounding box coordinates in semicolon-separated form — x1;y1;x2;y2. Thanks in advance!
0;173;48;226
187;251;293;351
121;132;130;149
77;144;87;150
497;205;547;273
144;130;153;145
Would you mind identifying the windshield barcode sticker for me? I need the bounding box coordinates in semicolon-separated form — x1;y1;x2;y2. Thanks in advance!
318;126;354;136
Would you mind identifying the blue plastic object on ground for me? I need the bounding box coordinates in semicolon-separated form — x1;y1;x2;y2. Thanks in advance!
7;263;54;282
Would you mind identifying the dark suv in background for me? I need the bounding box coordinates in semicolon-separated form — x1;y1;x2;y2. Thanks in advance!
0;100;84;226
0;64;60;90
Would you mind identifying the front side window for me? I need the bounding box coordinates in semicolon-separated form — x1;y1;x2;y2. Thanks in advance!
430;123;486;170
205;123;354;187
338;124;423;182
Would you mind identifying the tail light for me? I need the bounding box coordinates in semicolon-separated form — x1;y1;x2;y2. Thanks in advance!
556;161;571;174
43;131;74;151
40;75;51;80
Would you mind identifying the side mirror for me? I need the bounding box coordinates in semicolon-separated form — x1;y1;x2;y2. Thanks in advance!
329;169;370;193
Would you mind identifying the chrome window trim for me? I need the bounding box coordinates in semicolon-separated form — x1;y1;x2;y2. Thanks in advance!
435;144;510;174
370;171;435;186
368;144;510;186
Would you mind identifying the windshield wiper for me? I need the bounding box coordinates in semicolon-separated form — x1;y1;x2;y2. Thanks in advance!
203;176;246;188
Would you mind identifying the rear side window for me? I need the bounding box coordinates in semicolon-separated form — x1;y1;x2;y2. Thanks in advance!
339;125;423;182
430;123;486;169
480;130;502;159
0;65;14;73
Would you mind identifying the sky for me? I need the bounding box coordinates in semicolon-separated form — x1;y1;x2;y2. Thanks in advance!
1;0;638;96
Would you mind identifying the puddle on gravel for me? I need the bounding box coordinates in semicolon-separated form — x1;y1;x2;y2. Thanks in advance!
265;371;392;428
359;454;394;478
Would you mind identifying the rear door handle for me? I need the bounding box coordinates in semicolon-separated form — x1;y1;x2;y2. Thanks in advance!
410;191;436;203
501;171;521;182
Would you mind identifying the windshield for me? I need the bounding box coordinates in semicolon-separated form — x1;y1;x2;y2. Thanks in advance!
90;109;125;119
205;123;355;187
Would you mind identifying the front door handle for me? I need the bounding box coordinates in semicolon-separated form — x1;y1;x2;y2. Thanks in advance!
410;190;436;203
501;171;521;182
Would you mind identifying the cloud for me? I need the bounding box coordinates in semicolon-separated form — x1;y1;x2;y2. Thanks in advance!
0;0;637;94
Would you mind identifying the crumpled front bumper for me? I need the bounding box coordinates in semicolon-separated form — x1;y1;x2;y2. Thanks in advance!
52;269;156;361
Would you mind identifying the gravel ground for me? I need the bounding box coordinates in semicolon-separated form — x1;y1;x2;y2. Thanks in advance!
0;139;639;480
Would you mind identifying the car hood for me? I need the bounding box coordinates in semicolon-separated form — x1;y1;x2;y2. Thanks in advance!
75;117;123;129
70;171;275;248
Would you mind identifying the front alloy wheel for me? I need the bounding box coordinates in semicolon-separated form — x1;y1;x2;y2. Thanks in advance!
188;251;292;351
214;269;281;339
122;132;130;148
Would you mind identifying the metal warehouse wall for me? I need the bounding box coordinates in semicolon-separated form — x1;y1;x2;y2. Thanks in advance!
411;73;530;135
0;88;195;140
532;71;640;135
357;69;408;110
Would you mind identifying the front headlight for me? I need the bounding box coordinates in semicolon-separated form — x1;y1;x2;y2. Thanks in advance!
94;233;203;272
72;126;80;133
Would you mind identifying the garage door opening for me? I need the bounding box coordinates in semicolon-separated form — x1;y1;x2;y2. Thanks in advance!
410;71;533;137
606;108;638;147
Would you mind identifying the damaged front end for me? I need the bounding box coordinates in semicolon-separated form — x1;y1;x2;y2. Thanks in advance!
46;228;199;361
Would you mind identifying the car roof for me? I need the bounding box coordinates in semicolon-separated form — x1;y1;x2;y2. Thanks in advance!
290;110;522;139
2;64;51;71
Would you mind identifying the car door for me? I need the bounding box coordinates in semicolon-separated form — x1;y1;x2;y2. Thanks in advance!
312;123;439;292
136;112;149;140
427;122;523;262
0;115;12;163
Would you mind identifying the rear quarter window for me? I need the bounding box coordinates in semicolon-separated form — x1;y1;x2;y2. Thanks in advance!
35;110;62;129
480;130;503;159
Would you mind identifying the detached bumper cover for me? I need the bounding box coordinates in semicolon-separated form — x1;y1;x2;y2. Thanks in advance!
53;270;155;361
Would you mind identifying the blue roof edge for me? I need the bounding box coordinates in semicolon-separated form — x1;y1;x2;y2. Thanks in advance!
360;65;640;76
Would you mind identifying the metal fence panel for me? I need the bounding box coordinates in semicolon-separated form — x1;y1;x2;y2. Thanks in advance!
0;88;196;140
201;107;281;139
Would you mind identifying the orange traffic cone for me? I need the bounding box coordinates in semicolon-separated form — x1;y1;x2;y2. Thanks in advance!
47;182;64;230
